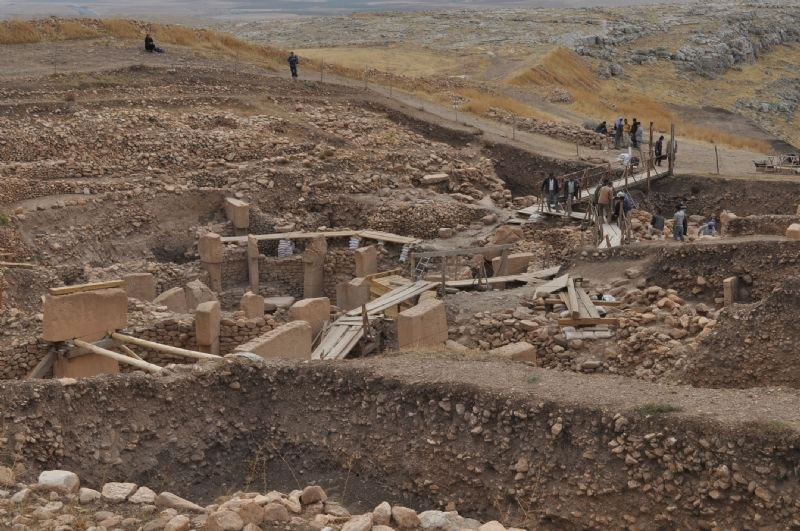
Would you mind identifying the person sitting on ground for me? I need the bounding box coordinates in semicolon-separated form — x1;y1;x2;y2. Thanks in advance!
595;121;608;135
541;173;561;210
673;205;687;241
649;208;665;237
144;34;164;53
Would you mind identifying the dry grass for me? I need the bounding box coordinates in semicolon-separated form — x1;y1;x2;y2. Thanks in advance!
0;20;42;44
508;47;598;92
452;88;563;122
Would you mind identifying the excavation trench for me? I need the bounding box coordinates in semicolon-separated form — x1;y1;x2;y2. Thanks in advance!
5;356;800;529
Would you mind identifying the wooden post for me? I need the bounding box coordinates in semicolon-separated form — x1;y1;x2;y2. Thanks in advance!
668;124;675;175
440;257;446;298
361;304;372;340
576;143;580;157
364;68;368;91
715;145;720;175
647;122;654;192
566;277;580;319
320;59;324;83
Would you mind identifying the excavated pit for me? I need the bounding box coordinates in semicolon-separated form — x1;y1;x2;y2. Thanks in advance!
5;356;800;529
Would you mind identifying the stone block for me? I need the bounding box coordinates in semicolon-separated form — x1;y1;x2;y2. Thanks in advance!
198;232;223;264
153;287;188;313
123;273;156;302
264;296;295;311
288;297;331;337
489;342;537;363
491;252;534;276
241;292;265;319
53;353;120;378
786;223;800;240
38;470;80;493
336;278;370;311
723;276;739;307
354;245;378;277
422;173;449;184
438;228;454;239
235;321;312;360
303;236;327;299
195;301;221;354
720;211;737;236
397;298;448;349
224;198;250;229
43;288;128;342
184;279;217;310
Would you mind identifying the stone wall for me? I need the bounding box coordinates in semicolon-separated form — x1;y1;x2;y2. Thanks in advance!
725;215;800;237
2;359;800;528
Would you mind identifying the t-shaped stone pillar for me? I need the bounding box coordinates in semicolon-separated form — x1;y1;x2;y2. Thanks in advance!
354;245;378;277
247;235;260;294
198;232;223;294
195;300;221;355
303;236;327;299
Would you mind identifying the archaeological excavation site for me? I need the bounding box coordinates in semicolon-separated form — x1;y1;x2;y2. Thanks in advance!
1;11;800;531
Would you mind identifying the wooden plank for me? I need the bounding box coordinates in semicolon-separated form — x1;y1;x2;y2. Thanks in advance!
566;277;580;319
0;261;35;269
534;274;569;298
496;249;509;276
575;287;602;319
543;298;622;307
221;230;358;243
412;245;512;259
112;332;221;360
365;269;401;280
557;318;619;327
73;339;164;373
598;223;622;249
357;230;421;245
49;280;123;296
528;266;561;279
446;273;542;289
27;352;56;379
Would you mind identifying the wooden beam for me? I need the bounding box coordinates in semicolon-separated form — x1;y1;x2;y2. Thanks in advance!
557;318;619;327
49;280;123;296
543;298;622;307
111;332;221;360
73;339;164;373
118;344;144;361
412;244;512;259
27;352;56;379
0;261;35;269
365;269;401;280
566;277;580;319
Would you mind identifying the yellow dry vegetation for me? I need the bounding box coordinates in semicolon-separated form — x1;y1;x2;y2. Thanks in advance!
452;88;563;122
506;47;771;152
0;20;43;44
297;45;461;76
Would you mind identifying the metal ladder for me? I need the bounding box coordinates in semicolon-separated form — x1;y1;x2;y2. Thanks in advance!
414;257;431;280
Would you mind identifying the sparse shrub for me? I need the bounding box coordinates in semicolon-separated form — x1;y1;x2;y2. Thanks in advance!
0;214;9;226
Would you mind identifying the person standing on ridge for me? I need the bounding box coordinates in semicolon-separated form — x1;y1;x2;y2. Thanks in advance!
288;52;299;79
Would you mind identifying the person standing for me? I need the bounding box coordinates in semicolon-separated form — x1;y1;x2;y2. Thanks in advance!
564;175;580;215
635;122;644;152
655;135;664;166
596;179;613;223
649;208;665;238
623;119;631;148
614;117;623;149
541;173;560;210
288;52;299;79
673;205;686;241
630;119;639;148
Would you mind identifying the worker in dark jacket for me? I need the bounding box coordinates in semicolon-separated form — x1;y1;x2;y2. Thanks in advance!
595;121;608;135
655;136;665;166
541;173;560;210
144;34;164;53
288;52;299;78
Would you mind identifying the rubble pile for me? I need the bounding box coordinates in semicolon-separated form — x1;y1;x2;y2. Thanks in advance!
0;471;519;531
486;108;606;148
680;276;800;389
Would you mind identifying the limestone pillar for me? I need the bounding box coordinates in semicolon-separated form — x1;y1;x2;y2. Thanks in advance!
723;276;739;307
195;300;221;355
303;236;327;299
198;232;223;294
354;245;378;277
241;291;265;319
247;235;260;294
224;198;250;236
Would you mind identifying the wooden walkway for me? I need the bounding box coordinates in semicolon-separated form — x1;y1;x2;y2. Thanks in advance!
515;165;665;220
312;280;436;361
598;222;623;249
221;229;421;246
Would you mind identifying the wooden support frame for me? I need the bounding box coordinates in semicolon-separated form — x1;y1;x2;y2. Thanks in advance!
111;332;221;360
557;318;619;327
73;339;163;373
49;280;123;296
566;278;580;319
543;298;622;307
411;244;512;260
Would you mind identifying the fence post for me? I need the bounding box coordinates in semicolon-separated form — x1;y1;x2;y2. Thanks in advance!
668;124;675;175
320;59;324;83
715;145;720;175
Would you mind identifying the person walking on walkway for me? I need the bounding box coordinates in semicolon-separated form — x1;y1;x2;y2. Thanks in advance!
597;179;614;223
614;117;623;149
288;52;299;79
541;173;560;211
655;135;665;166
563;175;580;215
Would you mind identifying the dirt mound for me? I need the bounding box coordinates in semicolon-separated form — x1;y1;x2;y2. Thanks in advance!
682;277;800;388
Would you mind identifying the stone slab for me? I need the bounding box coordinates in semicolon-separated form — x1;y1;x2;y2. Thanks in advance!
224;198;250;230
235;321;312;360
153;287;188;313
489;342;537;363
397;298;448;350
43;288;128;342
53;353;120;379
288;297;331;338
123;273;156;302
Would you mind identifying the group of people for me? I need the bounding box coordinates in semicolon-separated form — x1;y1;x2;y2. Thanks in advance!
648;206;716;241
595;119;670;166
540;173;581;212
592;179;633;225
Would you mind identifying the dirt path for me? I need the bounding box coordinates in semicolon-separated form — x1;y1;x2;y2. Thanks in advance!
0;38;774;180
357;354;800;431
